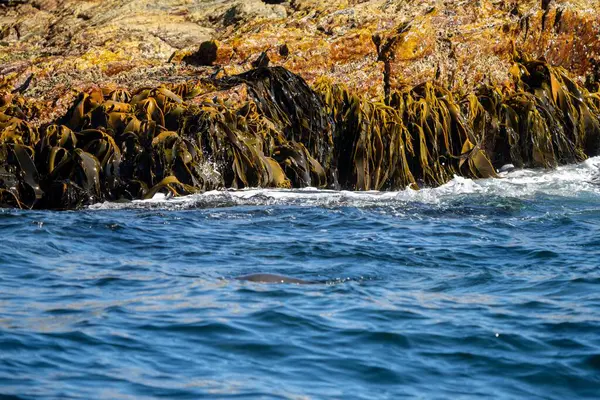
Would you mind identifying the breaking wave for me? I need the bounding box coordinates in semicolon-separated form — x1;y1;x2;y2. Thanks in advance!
90;157;600;210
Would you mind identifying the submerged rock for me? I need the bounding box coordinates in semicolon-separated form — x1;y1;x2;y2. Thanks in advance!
235;274;316;284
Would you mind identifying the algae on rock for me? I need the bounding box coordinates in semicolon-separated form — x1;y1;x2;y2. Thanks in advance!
1;0;600;208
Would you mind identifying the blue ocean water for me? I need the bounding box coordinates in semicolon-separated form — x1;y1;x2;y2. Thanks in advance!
1;159;600;399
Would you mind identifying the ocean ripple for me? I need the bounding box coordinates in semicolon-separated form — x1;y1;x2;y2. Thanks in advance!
1;159;600;398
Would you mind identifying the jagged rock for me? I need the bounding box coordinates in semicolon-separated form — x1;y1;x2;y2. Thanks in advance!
1;0;599;111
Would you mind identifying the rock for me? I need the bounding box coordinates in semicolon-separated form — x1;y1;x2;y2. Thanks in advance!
221;1;287;27
279;43;289;57
183;41;219;66
0;0;599;119
2;1;600;209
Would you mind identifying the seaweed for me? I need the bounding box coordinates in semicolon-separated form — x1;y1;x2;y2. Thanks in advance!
1;58;599;209
217;67;334;187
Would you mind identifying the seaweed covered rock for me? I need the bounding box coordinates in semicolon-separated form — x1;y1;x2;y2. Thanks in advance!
1;59;600;209
2;0;600;208
0;68;335;208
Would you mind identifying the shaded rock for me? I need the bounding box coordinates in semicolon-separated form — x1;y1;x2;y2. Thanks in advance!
278;43;289;57
183;41;219;66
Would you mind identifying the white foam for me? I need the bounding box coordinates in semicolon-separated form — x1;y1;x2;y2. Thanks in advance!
89;157;600;210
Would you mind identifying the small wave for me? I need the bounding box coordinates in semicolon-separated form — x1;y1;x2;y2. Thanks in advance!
90;157;600;211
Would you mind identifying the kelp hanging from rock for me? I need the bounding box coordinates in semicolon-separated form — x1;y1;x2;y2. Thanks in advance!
0;85;213;209
459;58;600;171
0;69;334;209
315;78;416;191
1;58;600;209
217;67;333;187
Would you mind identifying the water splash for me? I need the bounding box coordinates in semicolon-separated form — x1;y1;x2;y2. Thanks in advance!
90;157;600;211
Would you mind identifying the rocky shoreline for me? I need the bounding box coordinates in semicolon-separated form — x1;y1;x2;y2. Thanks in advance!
1;0;600;209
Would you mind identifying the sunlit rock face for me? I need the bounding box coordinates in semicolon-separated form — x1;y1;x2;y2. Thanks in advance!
2;0;599;106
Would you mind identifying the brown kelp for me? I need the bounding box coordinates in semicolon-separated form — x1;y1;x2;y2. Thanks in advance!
315;78;416;191
217;67;333;188
1;57;600;209
461;58;600;170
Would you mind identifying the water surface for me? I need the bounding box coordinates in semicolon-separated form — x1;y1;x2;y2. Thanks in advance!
1;159;600;399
